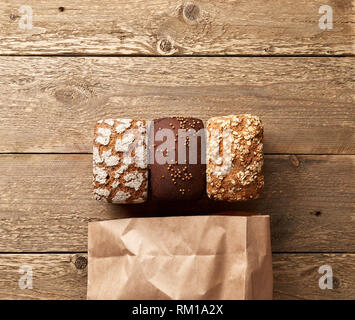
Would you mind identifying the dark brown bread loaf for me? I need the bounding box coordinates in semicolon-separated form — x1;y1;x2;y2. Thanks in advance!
93;119;148;203
206;114;264;201
149;117;206;201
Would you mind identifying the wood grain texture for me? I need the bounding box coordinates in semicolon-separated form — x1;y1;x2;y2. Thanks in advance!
273;253;355;300
0;254;87;300
1;0;353;302
0;57;353;154
0;253;354;300
0;154;354;253
0;0;353;55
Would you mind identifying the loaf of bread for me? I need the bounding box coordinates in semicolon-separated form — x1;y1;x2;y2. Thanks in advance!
206;114;264;201
149;117;206;201
93;119;148;203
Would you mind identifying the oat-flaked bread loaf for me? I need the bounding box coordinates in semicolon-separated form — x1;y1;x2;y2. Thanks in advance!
206;114;264;201
93;119;148;203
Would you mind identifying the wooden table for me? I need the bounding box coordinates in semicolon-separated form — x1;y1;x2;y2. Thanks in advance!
0;0;354;300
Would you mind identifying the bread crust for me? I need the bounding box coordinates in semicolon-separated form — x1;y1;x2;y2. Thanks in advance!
93;119;148;203
206;114;264;201
149;117;206;201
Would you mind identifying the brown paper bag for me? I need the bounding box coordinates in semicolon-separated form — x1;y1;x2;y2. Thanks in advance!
87;215;273;300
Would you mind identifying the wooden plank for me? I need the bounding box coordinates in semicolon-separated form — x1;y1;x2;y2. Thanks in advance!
0;0;353;56
0;57;353;154
0;154;354;253
0;254;87;300
0;253;353;299
273;253;355;300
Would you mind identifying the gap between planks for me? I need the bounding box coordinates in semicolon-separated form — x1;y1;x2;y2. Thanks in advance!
0;54;348;59
1;153;355;156
0;251;354;254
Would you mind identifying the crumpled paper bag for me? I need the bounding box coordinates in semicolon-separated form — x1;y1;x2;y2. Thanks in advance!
87;215;273;300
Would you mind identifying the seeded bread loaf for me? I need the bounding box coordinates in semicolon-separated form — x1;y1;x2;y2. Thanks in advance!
93;119;148;203
206;114;264;201
149;117;206;201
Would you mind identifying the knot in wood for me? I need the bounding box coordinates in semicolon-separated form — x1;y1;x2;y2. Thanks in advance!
332;276;340;289
9;13;19;21
54;84;91;104
183;3;200;21
157;38;176;55
289;155;300;167
74;256;87;270
310;210;322;217
159;39;172;53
